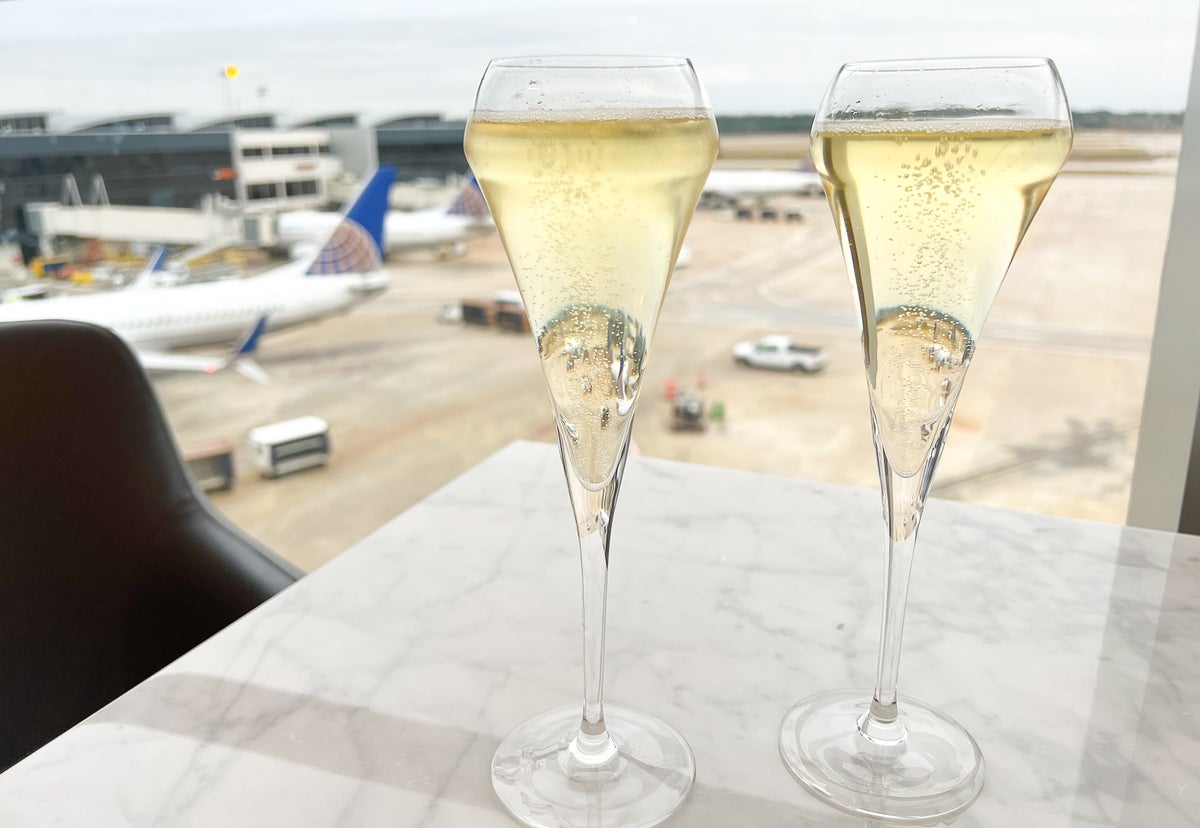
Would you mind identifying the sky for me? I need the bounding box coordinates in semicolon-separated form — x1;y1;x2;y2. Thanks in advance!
0;0;1194;121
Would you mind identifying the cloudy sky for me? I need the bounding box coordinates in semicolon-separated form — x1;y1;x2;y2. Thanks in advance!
0;0;1194;121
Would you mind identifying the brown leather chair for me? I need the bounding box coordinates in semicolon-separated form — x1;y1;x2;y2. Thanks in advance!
0;320;301;770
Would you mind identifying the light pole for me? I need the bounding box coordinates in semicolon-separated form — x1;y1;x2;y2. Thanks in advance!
221;64;239;117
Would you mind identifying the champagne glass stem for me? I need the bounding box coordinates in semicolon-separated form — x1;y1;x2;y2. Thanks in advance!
862;409;949;740
558;422;632;767
575;517;615;758
867;470;921;732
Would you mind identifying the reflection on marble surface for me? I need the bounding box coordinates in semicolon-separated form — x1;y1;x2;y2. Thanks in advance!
0;441;1195;826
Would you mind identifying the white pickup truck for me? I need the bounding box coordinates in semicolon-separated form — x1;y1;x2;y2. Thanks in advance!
732;335;829;373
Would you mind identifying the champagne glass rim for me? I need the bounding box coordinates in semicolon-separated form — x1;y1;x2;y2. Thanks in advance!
487;55;692;70
841;56;1057;73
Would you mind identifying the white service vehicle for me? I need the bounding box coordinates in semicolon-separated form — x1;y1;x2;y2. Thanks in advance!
732;335;829;373
248;416;331;478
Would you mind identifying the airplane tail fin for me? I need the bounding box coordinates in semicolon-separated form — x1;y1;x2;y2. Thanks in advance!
304;166;396;276
130;246;169;289
445;173;490;219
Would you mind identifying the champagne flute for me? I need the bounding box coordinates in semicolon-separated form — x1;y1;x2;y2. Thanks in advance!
780;58;1073;822
464;57;718;828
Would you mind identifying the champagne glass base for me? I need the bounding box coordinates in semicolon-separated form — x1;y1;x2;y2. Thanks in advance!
491;703;695;828
779;689;984;824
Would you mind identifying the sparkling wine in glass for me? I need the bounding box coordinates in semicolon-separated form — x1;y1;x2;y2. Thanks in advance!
780;58;1073;823
464;56;718;828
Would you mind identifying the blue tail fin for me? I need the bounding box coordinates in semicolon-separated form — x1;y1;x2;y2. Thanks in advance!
446;173;489;219
305;166;395;276
130;245;169;289
145;246;168;272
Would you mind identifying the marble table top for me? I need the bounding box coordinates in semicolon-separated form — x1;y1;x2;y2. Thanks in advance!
0;440;1196;827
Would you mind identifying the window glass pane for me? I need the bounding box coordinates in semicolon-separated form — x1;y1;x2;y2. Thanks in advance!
285;179;318;197
1;3;1192;570
246;182;278;199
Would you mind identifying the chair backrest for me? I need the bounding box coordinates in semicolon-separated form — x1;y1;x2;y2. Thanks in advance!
0;320;301;769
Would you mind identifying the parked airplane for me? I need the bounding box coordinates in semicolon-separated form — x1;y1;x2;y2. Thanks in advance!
0;167;396;378
276;174;493;259
703;168;824;201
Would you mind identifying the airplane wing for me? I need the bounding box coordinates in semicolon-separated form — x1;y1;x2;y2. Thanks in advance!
135;350;224;375
134;316;270;383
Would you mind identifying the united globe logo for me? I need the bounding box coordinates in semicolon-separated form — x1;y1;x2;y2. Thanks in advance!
305;219;382;276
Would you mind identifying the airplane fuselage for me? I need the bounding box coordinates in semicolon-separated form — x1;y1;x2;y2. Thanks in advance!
0;265;389;352
703;169;823;199
278;210;493;253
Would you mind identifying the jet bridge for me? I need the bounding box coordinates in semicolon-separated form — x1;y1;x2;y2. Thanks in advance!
24;181;246;255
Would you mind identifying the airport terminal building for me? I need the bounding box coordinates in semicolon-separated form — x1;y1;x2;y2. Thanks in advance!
0;111;468;257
